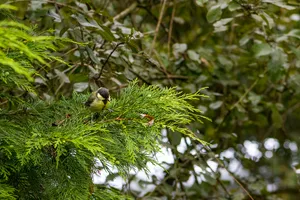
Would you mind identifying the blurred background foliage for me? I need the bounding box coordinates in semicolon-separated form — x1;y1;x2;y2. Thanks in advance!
0;0;300;199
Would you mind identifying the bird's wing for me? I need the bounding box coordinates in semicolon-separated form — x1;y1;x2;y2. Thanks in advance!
85;92;96;107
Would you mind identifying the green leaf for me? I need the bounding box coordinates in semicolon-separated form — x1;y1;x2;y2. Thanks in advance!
169;131;182;146
74;14;115;41
255;114;268;127
271;106;283;129
206;5;222;23
187;50;200;62
252;43;273;57
195;0;208;7
99;25;116;42
251;14;264;23
0;4;17;10
209;101;223;110
267;49;287;82
228;1;241;11
86;46;100;65
239;35;251;46
173;43;187;57
261;12;275;29
213;18;233;28
262;0;296;10
287;29;300;40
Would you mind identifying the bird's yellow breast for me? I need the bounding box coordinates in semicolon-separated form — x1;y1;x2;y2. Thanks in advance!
89;100;110;112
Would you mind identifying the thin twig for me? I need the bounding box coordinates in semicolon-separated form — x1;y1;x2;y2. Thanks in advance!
97;42;124;79
150;75;189;80
205;146;255;200
216;68;268;131
138;5;175;41
121;57;151;85
46;0;87;14
168;1;176;58
103;2;138;26
191;140;231;197
49;46;78;65
149;0;167;55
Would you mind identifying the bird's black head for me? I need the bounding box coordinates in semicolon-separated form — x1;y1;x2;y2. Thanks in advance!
97;87;110;99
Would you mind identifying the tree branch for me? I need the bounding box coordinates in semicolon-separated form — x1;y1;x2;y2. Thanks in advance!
103;2;138;26
97;42;124;80
168;1;176;58
149;0;167;55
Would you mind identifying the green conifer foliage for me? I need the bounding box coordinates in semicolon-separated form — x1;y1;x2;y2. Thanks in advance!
0;7;208;198
1;80;208;199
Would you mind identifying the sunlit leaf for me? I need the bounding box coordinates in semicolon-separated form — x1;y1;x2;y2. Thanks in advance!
228;1;241;11
195;0;208;7
267;49;287;82
73;82;89;92
252;43;273;57
262;0;296;10
206;5;222;23
261;12;275;29
209;101;223;110
187;50;200;63
287;29;300;39
86;46;100;65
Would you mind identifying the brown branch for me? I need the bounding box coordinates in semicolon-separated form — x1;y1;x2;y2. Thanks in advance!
103;2;138;26
138;5;175;42
149;0;167;55
168;1;176;58
216;68;268;132
191;140;231;197
150;75;189;80
97;42;124;80
205;146;255;200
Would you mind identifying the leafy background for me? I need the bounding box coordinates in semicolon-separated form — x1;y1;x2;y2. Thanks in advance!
1;0;300;199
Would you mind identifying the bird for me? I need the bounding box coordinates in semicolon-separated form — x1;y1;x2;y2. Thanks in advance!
85;87;111;112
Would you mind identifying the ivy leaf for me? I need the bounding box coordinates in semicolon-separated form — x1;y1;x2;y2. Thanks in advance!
206;5;222;23
252;43;273;57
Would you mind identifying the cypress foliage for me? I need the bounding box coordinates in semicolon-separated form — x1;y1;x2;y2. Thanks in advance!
1;81;209;199
0;6;209;199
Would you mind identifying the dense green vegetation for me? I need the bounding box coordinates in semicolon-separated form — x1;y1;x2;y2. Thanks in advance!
0;0;300;199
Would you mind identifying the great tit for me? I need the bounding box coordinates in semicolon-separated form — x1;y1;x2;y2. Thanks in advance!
85;87;111;112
